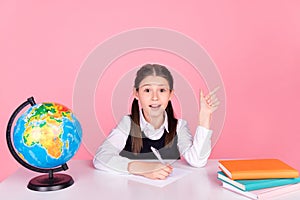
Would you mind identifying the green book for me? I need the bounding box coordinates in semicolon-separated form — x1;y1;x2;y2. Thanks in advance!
218;171;300;191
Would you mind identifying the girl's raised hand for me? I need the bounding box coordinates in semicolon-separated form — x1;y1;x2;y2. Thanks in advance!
199;87;220;129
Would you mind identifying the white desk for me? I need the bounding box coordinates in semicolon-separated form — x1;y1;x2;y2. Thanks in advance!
1;159;300;200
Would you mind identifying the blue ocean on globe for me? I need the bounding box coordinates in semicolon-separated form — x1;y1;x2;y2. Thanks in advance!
13;103;82;169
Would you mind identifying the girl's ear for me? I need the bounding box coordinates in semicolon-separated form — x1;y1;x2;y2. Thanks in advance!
133;88;139;100
169;90;175;100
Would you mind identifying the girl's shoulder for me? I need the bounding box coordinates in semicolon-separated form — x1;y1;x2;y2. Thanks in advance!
115;115;132;134
177;118;188;129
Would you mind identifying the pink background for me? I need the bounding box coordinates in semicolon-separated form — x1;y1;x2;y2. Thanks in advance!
1;1;300;181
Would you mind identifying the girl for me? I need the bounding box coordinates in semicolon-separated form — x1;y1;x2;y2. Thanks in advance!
93;64;219;180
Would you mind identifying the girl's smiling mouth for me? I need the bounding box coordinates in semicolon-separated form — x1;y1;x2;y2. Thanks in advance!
149;104;161;109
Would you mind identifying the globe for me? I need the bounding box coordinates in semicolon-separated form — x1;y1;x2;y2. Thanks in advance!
13;102;82;168
6;97;82;191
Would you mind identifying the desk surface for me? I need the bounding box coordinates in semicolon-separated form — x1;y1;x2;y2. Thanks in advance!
1;159;300;200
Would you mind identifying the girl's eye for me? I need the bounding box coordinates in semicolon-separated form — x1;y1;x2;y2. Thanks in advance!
160;89;166;92
144;88;150;92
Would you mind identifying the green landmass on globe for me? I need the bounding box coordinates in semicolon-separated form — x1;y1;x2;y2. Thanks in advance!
13;103;82;169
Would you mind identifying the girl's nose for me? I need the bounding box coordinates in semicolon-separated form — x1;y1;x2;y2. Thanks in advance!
152;91;158;100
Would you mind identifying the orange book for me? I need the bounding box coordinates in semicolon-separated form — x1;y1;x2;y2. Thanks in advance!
218;159;299;180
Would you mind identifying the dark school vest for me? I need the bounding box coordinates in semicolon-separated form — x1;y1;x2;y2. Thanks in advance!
119;129;180;160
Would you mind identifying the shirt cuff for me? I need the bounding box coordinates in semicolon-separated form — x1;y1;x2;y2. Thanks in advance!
106;156;132;174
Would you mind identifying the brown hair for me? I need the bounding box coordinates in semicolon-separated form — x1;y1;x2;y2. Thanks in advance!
130;64;178;153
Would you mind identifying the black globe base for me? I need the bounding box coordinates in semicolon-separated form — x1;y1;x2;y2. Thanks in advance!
27;173;74;192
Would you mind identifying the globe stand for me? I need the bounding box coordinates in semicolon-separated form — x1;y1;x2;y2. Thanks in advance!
27;168;74;191
6;97;75;192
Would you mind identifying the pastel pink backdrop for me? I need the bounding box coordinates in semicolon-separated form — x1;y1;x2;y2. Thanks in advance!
1;1;300;181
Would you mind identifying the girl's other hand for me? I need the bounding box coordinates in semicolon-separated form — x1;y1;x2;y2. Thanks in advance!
199;87;220;129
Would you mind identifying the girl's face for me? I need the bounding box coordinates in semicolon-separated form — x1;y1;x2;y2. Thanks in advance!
134;75;174;123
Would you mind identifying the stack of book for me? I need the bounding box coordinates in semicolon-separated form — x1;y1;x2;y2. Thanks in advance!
217;159;300;199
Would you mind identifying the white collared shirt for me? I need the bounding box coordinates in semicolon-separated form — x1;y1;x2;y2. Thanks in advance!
139;109;169;140
93;111;213;174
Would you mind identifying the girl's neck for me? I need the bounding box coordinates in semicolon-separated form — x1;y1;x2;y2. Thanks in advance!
143;112;165;130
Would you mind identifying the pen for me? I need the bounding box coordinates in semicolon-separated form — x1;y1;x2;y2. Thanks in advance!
150;146;166;164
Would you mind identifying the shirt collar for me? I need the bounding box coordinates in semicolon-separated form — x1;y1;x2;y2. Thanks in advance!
139;109;169;133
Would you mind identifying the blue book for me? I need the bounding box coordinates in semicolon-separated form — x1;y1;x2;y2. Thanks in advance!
218;171;300;191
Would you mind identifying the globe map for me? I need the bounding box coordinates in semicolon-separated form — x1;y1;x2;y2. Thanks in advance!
13;103;82;169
